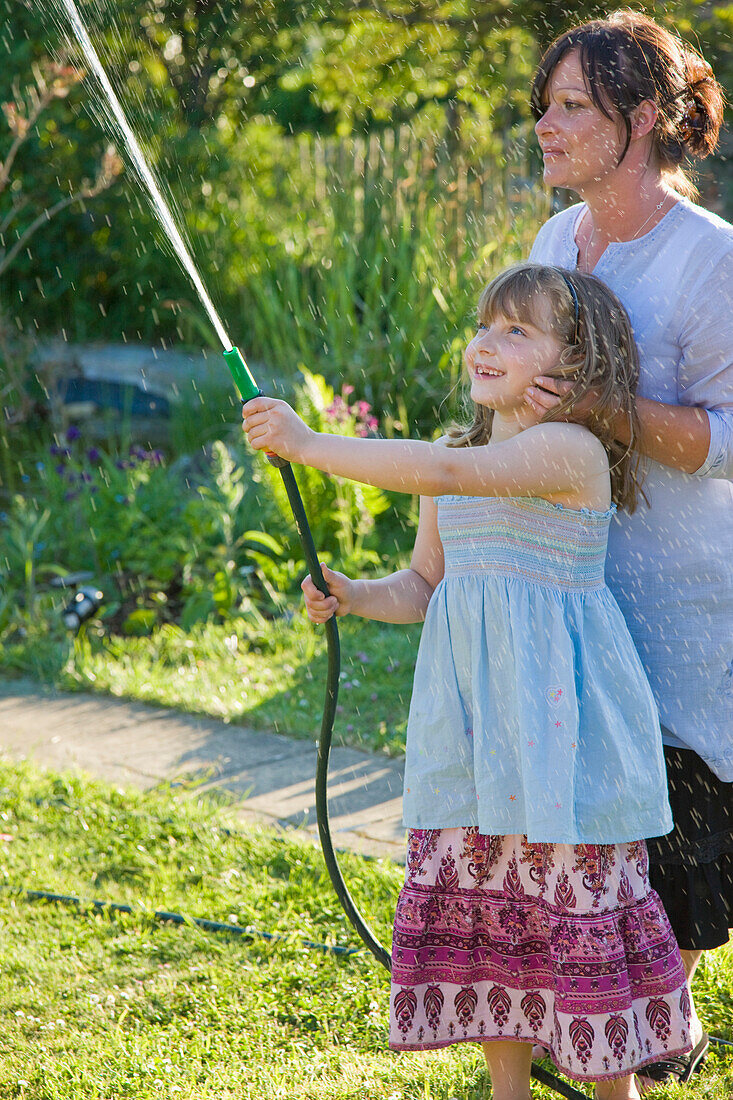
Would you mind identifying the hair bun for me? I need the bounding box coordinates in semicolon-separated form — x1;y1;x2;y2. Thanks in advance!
679;49;725;156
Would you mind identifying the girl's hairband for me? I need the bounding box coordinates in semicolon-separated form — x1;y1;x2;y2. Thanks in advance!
559;272;580;345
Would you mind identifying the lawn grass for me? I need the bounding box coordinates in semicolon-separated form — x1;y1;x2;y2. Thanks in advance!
0;758;732;1099
0;615;421;756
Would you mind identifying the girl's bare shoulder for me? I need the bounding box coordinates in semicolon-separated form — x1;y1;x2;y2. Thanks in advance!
519;422;609;471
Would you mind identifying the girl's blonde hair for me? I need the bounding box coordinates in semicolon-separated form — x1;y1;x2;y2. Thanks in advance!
447;263;645;512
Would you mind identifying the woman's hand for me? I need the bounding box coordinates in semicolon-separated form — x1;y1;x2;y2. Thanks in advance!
241;396;314;464
301;563;353;622
524;375;601;424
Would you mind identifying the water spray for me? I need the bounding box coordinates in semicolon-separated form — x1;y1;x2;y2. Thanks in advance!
56;0;389;973
58;0;231;352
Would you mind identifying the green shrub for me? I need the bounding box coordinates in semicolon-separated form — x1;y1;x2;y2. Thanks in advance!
1;370;418;639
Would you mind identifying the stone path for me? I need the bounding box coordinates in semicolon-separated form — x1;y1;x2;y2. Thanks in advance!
0;678;405;861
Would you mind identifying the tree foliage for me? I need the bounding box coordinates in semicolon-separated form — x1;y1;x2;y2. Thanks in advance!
0;0;726;357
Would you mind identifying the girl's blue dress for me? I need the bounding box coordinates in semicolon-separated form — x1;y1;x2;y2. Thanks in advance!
402;495;673;844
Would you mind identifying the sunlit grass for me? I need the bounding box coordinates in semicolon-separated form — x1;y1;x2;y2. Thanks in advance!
0;759;731;1098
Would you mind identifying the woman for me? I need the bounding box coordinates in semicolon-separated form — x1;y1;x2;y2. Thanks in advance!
525;9;733;1086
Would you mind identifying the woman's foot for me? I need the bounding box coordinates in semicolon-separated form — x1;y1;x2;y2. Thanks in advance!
636;1025;708;1094
638;956;706;1093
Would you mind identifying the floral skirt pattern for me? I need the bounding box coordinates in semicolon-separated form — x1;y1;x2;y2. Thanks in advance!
389;828;692;1082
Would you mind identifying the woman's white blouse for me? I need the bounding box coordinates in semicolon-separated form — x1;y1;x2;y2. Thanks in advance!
530;197;733;780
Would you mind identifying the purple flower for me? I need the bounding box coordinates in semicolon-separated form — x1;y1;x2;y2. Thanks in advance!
63;490;78;502
325;396;351;424
65;425;81;442
87;448;101;462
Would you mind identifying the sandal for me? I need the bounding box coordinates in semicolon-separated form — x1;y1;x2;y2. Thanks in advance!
640;1031;709;1083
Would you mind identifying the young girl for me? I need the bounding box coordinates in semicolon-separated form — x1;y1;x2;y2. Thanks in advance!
242;264;692;1100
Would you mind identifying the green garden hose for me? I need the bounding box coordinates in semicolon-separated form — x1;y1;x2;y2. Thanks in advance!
223;346;391;972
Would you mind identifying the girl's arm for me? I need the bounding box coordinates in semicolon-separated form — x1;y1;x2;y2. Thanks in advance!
242;398;608;499
302;496;444;624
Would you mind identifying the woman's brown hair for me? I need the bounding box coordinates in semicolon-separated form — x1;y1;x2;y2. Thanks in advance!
447;264;645;513
530;10;725;198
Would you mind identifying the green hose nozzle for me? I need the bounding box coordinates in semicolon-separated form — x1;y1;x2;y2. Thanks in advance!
224;344;289;468
223;346;260;402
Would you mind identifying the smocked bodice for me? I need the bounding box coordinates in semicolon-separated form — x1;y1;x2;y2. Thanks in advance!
437;495;614;592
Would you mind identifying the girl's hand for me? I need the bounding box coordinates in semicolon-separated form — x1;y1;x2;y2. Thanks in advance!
241;396;314;464
301;563;353;622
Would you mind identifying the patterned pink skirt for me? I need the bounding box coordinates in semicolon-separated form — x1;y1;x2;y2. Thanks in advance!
389;828;692;1082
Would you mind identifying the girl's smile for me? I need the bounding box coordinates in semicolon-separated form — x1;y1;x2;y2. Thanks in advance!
464;308;564;420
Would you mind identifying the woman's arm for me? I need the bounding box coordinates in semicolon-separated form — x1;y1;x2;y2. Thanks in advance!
612;397;710;472
525;383;712;474
526;244;733;479
301;496;444;624
242;398;609;499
